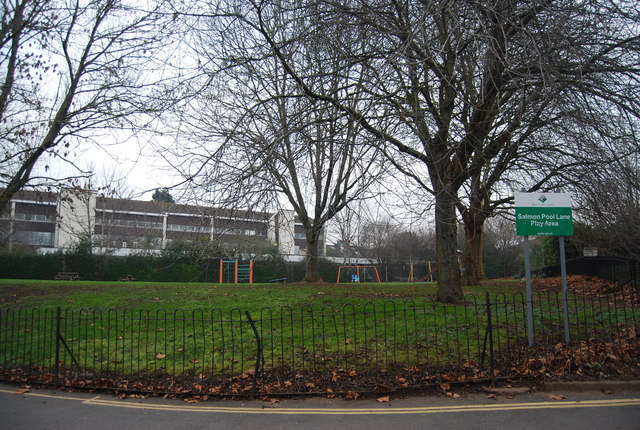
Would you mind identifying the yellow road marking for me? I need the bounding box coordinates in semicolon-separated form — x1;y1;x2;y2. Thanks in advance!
2;389;639;415
0;389;88;402
81;398;640;415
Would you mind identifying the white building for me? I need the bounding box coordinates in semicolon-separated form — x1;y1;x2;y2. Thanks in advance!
0;189;325;260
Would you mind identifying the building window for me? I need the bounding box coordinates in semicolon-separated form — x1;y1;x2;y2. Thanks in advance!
15;231;54;245
96;218;162;229
167;224;209;233
212;227;261;236
14;213;53;222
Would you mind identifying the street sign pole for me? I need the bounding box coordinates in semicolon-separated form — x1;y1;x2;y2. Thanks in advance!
524;235;534;347
559;236;571;343
516;192;574;347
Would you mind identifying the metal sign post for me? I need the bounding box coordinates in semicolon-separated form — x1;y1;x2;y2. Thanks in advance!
515;192;573;347
559;236;571;343
523;235;534;346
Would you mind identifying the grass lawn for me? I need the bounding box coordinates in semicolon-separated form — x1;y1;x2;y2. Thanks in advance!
0;279;524;311
5;277;632;380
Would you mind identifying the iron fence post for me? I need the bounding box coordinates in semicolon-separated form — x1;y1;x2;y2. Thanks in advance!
559;236;571;343
485;293;495;385
54;307;61;388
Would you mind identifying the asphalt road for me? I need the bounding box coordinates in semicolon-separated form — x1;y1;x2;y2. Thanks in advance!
1;384;639;430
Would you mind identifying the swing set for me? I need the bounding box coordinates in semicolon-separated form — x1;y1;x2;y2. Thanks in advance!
408;261;434;282
336;265;381;283
219;259;253;284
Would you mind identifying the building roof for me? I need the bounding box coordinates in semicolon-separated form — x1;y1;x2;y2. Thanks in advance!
6;189;58;204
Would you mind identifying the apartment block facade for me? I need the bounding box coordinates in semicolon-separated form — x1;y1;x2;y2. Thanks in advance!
0;189;323;260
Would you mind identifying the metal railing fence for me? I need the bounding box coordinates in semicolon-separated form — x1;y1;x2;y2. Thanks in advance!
534;256;638;285
1;290;638;392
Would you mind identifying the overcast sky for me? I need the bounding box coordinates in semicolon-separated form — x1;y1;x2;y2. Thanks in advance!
41;132;175;201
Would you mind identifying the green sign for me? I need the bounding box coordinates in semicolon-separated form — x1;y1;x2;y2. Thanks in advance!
515;193;573;236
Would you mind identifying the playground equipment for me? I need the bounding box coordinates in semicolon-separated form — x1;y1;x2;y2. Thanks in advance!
336;265;381;283
219;259;253;284
409;261;434;282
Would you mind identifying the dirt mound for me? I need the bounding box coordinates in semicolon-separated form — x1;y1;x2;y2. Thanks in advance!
532;275;638;306
532;275;616;292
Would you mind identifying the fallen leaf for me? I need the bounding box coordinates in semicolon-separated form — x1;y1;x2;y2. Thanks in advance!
487;393;497;399
602;390;613;395
156;353;166;359
376;396;390;403
548;394;566;400
14;387;30;395
345;338;351;345
190;359;200;364
345;391;360;400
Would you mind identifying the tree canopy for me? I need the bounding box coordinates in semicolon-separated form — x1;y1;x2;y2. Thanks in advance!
151;188;175;203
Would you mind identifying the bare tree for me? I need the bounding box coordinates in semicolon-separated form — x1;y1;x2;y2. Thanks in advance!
171;7;384;281
206;0;640;301
570;148;640;258
358;219;435;265
0;0;175;213
457;93;640;285
482;216;522;279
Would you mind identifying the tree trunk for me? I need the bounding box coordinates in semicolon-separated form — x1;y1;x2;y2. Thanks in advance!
303;228;323;282
464;218;486;286
434;190;463;302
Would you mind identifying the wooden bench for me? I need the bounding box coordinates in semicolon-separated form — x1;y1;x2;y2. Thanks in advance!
55;272;80;281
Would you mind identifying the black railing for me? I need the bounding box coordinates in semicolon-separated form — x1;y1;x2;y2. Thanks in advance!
1;290;638;395
534;256;638;285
